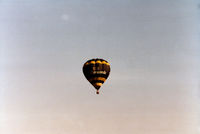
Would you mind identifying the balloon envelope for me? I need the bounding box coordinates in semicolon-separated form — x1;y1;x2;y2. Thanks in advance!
82;58;110;94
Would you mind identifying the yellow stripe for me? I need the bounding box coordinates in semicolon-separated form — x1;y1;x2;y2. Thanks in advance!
84;60;95;66
93;82;103;87
105;62;110;66
89;77;106;82
101;61;107;64
84;60;110;66
85;62;89;65
90;61;95;64
96;60;102;64
102;61;110;66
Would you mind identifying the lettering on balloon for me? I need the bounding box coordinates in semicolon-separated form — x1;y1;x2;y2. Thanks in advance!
91;71;106;74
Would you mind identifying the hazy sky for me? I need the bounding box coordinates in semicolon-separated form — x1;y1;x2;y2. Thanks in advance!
0;0;200;134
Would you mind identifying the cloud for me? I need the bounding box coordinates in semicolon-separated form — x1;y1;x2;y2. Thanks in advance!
61;14;70;22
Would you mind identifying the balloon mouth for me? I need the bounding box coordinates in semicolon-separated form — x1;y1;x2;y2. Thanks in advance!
96;90;99;94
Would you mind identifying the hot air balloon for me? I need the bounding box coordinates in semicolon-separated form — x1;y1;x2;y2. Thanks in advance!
83;58;110;94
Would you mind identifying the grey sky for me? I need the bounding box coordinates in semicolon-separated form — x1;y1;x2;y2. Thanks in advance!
0;0;200;134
